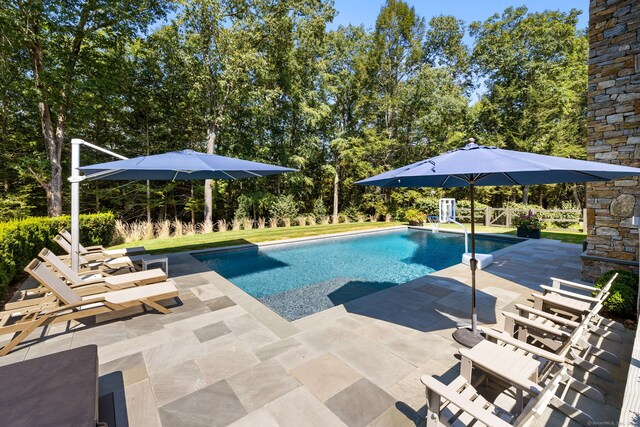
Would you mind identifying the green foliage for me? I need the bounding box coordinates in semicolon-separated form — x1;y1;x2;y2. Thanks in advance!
0;1;589;224
341;206;362;221
470;6;587;169
269;195;299;222
0;213;115;297
234;195;253;220
512;210;545;230
312;199;327;220
0;195;34;221
596;270;639;319
414;197;440;215
504;202;580;228
404;208;425;224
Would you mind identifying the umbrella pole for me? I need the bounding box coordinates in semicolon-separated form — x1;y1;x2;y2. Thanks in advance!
452;181;483;347
470;182;477;335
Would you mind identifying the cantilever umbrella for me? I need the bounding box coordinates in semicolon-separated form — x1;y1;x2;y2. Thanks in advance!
356;140;640;347
79;149;295;180
69;146;295;272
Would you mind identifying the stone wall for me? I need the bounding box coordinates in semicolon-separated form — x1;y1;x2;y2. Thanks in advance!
582;0;640;281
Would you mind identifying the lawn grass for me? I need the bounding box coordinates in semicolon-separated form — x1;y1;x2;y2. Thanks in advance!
434;223;586;244
115;220;586;255
115;221;407;254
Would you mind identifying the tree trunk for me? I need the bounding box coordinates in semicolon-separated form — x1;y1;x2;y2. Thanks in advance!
522;185;529;205
190;183;195;224
204;125;216;224
30;38;63;216
332;168;339;222
146;181;152;223
571;183;583;209
538;186;544;206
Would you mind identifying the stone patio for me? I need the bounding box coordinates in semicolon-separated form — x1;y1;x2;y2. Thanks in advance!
0;230;634;426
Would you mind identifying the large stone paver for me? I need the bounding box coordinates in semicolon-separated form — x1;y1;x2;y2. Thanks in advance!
1;233;632;426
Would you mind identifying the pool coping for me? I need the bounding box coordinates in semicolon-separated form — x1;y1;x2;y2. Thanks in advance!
187;225;408;256
182;225;533;336
188;225;526;257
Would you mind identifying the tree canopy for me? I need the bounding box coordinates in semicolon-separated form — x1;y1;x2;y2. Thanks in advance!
0;0;588;222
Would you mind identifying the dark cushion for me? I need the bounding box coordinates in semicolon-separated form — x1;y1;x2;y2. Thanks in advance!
0;345;98;427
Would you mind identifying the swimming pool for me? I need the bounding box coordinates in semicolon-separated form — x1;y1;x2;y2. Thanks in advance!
195;228;518;320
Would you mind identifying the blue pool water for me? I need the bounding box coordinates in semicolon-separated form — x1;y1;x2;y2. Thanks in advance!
195;229;517;320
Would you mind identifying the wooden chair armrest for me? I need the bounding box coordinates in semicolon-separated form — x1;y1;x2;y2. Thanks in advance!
514;304;579;328
550;277;598;292
420;375;512;427
73;284;120;296
483;328;565;363
541;285;599;303
502;312;570;339
69;277;105;287
43;297;107;314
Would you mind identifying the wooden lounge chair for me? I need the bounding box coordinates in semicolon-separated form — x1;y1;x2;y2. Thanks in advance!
482;303;611;400
53;235;165;270
507;303;621;366
531;274;623;339
421;366;573;427
501;305;616;383
6;250;169;310
39;248;166;288
54;235;138;267
0;260;178;356
59;229;146;257
457;327;597;426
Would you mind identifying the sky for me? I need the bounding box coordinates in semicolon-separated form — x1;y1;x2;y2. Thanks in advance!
329;0;589;33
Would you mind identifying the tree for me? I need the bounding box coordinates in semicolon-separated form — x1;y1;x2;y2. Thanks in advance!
423;15;471;89
1;0;168;216
471;7;588;206
323;25;369;219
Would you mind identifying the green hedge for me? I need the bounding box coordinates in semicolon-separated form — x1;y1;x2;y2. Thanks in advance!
596;269;639;319
0;213;115;298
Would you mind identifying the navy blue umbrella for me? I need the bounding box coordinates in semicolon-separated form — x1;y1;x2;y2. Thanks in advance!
79;149;295;180
356;141;640;346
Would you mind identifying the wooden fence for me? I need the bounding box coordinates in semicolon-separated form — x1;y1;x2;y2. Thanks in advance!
455;207;587;233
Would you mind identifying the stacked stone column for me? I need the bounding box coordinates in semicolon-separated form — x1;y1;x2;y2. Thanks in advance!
582;0;639;281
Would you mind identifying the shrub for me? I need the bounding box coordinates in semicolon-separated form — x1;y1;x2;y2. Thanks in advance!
312;199;326;220
216;219;228;232
173;220;184;237
269;195;299;223
256;217;266;229
0;213;115;298
184;222;196;236
502;202;580;229
231;219;241;231
242;218;254;230
296;216;306;227
155;220;172;239
414;197;439;216
307;215;316;226
234;195;253;220
269;217;279;228
596;270;639;319
512;210;546;230
342;205;361;221
144;221;155;240
404;208;425;224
